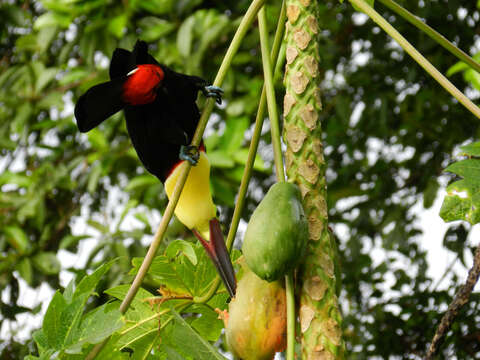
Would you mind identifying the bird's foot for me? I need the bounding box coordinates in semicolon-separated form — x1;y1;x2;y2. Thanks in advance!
202;85;224;105
179;145;200;165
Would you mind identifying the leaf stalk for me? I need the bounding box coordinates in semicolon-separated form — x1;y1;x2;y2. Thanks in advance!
349;0;480;119
377;0;480;74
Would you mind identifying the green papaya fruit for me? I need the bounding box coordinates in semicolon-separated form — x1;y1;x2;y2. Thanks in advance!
226;260;286;360
242;182;308;281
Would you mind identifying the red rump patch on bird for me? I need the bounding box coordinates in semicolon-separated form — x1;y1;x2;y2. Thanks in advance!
122;64;164;105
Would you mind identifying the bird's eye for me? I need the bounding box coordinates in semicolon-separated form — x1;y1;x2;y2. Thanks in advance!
127;67;139;76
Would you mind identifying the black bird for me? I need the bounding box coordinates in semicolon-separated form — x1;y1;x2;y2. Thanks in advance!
75;40;236;298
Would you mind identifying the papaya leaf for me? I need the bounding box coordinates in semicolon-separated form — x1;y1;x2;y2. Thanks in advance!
131;256;191;295
74;260;115;299
37;262;117;354
123;331;159;360
440;157;480;224
165;239;198;266
65;302;123;354
459;141;480;156
105;285;192;357
162;308;227;360
43;291;68;350
188;304;224;342
106;285;158;351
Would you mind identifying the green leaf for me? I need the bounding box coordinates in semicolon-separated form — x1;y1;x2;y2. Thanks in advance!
460;141;480;156
207;150;235;168
43;291;68;349
59;234;90;250
138;17;175;42
3;226;30;255
131;243;218;296
232;148;267;172
423;178;439;209
189;305;223;342
105;284;153;304
135;0;175;15
165;239;198;265
39;262;116;353
125;175;158;191
440;159;480;224
16;257;33;285
177;15;195;57
87;219;110;234
163;308;227;360
105;285;159;356
464;68;480;91
447;61;470;76
32;252;61;275
88;129;109;150
65;302;124;353
217;116;249;154
123;330;159;359
35;68;57;93
74;261;116;299
32;329;49;355
58;69;89;86
0;171;32;188
34;12;71;29
108;14;127;38
445;158;480;179
87;162;103;194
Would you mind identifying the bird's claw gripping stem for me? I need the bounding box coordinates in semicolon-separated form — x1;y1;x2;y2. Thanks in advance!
203;85;224;105
180;145;200;165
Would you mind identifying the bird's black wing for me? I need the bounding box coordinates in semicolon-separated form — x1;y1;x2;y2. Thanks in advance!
75;77;125;132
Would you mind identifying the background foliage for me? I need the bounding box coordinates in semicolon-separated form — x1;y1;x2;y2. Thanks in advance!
1;0;480;358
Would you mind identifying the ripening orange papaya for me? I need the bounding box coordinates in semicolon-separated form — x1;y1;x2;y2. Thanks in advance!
225;261;286;360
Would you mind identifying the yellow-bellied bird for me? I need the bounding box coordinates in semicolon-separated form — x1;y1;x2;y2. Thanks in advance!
74;40;236;297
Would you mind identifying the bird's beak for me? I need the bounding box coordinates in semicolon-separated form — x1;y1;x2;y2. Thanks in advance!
193;218;236;298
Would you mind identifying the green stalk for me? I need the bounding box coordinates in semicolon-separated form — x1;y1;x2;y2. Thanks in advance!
194;1;287;304
285;272;295;360
350;0;480;119
259;7;297;360
85;1;266;358
259;6;285;182
377;0;480;74
191;0;267;146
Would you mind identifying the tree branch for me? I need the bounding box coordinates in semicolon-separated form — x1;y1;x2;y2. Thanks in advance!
426;243;480;359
